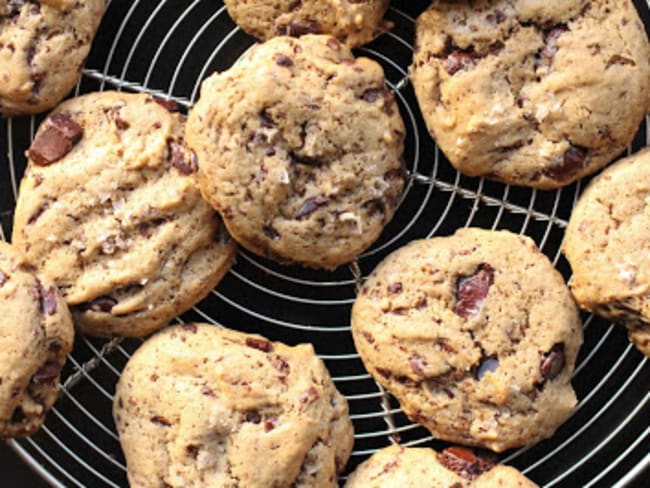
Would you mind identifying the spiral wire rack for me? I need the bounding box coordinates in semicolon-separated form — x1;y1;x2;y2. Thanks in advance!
1;1;649;486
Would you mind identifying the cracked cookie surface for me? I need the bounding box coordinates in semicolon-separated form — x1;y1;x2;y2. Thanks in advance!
186;35;405;270
12;91;236;338
0;0;106;117
114;324;354;488
224;0;390;48
564;148;650;357
344;445;537;487
351;228;583;452
410;0;650;189
0;241;73;438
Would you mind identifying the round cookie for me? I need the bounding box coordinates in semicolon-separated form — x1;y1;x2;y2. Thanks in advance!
564;147;650;357
224;0;390;48
114;324;354;488
12;91;237;338
186;35;405;270
409;0;650;189
0;241;73;438
0;0;106;117
351;228;583;452
345;445;537;487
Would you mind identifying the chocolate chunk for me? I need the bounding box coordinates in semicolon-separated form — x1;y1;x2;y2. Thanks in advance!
288;0;301;10
326;37;340;50
259;110;275;128
444;50;475;75
201;385;215;397
186;445;199;457
264;417;278;432
290;151;321;166
387;282;403;294
438;447;495;480
409;355;425;376
0;271;7;287
262;224;281;240
150;415;172;426
182;323;198;333
154;98;179;112
32;361;60;384
269;354;290;375
454;264;494;320
278;20;321;37
363;199;386;218
540;26;568;62
384;167;405;181
540;343;565;381
294;196;330;219
300;386;319;404
169;140;198;175
245;337;273;352
606;55;636;68
27;204;48;225
37;281;58;315
545;145;588;180
376;367;392;379
244;410;262;424
362;88;388;103
28;113;84;165
476;357;499;380
275;54;294;67
107;106;130;130
81;296;117;313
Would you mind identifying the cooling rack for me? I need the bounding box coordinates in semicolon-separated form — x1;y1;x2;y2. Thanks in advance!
1;1;648;486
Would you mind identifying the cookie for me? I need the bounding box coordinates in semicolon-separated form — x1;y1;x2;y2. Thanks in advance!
344;445;537;487
12;91;237;338
564;147;650;357
351;228;583;452
114;323;354;488
410;0;650;189
0;241;73;438
224;0;390;48
0;0;106;117
186;35;405;270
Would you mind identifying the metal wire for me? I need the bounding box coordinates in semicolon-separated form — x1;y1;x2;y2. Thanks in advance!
1;1;649;486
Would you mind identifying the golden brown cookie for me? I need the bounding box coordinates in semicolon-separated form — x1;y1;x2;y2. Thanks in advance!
345;445;538;487
352;228;583;452
410;0;650;189
0;241;73;438
564;147;650;357
114;324;354;488
224;0;390;48
0;0;106;116
187;35;405;270
12;91;236;338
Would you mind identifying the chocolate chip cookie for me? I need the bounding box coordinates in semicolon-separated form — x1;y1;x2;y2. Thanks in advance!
114;324;354;488
351;228;583;452
12;91;237;338
0;0;106;117
345;445;537;487
564;147;650;357
0;241;73;438
187;35;405;270
410;0;650;189
224;0;390;48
